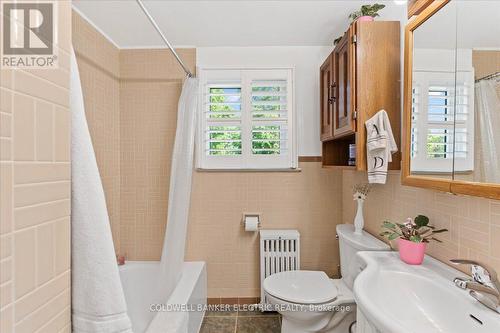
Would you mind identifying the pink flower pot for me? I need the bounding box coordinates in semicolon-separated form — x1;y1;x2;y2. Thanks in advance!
398;238;426;265
357;16;374;22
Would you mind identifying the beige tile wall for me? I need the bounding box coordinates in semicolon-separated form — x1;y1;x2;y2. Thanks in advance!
342;170;500;275
472;50;500;80
72;12;121;252
186;164;343;298
472;50;500;97
119;49;195;260
0;1;72;332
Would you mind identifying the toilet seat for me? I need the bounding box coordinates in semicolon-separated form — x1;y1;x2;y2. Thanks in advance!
263;271;338;305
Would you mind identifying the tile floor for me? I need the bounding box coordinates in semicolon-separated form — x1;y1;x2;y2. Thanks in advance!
200;308;281;333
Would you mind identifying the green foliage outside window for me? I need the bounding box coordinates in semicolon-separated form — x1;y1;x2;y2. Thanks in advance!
427;134;447;158
208;86;286;156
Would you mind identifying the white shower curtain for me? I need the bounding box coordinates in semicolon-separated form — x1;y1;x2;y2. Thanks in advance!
156;77;199;302
474;79;500;183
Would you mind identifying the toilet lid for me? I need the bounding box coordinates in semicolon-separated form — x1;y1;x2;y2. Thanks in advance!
263;271;338;304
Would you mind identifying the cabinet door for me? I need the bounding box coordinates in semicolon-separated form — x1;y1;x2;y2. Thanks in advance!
333;32;356;138
320;54;334;141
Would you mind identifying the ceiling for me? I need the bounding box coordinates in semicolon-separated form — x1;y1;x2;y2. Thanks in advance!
72;0;408;48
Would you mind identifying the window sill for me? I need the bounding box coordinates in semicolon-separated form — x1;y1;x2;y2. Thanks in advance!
195;168;302;173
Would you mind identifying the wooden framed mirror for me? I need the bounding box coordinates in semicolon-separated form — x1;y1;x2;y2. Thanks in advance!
402;0;500;200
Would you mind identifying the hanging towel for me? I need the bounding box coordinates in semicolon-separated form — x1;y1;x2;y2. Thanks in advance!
365;110;398;184
70;48;133;333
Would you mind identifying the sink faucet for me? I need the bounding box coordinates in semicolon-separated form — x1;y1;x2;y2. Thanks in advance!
450;259;500;313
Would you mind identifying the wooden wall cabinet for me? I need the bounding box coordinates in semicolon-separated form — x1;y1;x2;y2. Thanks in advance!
320;20;401;171
320;54;334;141
333;32;356;138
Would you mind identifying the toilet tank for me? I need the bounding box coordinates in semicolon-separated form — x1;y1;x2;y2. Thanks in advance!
336;224;389;289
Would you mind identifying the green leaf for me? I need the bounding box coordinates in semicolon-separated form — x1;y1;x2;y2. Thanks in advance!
414;215;429;227
360;3;385;16
388;233;400;240
418;227;432;238
382;221;396;229
349;11;362;20
409;235;422;243
372;4;386;11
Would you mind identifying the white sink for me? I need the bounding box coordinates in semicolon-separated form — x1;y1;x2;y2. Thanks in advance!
354;251;500;333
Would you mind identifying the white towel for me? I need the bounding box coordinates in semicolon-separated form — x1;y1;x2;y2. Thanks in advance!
70;48;133;333
365;110;398;184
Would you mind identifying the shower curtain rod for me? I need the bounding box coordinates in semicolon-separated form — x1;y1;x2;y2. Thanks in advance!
475;71;499;83
135;0;194;78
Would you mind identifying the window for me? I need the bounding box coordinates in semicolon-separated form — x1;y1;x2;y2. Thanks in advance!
426;87;453;159
197;69;296;170
411;71;474;173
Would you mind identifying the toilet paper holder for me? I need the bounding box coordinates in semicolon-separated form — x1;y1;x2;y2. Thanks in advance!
242;213;261;231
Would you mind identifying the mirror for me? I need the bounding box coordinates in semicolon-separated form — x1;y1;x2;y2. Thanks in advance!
454;1;500;183
404;0;500;199
410;1;458;180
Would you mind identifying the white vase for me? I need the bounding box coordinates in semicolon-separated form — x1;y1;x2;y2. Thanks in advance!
354;198;365;235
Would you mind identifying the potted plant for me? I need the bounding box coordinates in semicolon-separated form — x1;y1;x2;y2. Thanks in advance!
349;3;386;22
380;215;448;265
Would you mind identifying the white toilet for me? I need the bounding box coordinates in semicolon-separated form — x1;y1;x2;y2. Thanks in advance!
263;224;390;333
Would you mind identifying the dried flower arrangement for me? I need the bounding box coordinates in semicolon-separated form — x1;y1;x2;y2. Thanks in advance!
353;183;371;201
380;215;448;243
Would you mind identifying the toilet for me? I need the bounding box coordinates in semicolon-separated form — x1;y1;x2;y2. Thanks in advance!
263;224;390;333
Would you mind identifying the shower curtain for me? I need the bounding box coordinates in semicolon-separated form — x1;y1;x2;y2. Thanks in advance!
156;77;199;302
474;79;500;183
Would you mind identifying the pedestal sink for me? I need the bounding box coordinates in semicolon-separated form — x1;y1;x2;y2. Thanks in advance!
354;252;500;333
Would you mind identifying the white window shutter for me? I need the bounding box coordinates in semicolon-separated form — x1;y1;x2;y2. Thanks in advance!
205;84;242;156
410;71;474;174
197;68;296;170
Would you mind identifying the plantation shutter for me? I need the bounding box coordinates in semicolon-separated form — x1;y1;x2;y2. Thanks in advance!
205;84;242;156
410;71;474;173
246;70;294;168
453;71;474;171
410;84;419;159
198;69;296;170
250;80;288;155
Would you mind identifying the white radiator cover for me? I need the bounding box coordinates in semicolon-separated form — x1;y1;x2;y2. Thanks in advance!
260;230;300;308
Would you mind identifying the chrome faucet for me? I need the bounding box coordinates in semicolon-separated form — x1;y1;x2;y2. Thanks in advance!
450;259;500;313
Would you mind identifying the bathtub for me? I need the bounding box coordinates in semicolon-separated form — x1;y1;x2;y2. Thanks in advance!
119;261;206;333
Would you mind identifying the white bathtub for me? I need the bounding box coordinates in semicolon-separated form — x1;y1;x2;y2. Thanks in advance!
119;261;207;333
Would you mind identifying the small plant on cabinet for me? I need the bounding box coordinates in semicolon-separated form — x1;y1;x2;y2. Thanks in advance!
349;3;386;22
